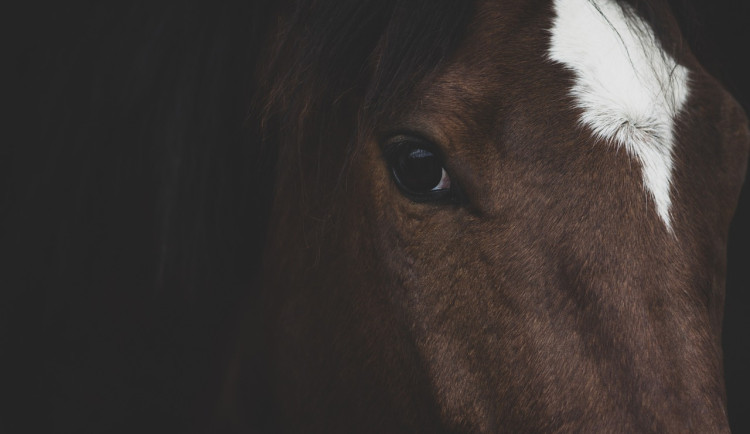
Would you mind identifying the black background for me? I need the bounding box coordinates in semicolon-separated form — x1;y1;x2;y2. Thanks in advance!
693;1;750;432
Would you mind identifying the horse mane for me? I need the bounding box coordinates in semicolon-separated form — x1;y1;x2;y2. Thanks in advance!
4;0;723;432
256;0;475;213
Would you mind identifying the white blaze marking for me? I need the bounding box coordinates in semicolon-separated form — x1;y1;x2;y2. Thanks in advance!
548;0;689;231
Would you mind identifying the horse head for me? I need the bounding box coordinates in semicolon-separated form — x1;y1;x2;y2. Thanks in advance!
236;0;749;431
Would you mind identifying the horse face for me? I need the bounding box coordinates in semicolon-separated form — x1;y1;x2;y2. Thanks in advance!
261;0;749;432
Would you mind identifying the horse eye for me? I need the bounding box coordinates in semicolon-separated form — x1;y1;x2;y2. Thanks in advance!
386;139;452;202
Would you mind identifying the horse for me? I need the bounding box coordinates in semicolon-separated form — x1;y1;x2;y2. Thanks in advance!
4;0;748;433
221;0;749;432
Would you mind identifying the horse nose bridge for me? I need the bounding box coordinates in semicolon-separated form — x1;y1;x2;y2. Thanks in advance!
548;241;731;425
437;217;730;426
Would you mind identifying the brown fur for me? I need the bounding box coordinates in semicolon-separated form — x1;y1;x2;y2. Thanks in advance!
231;0;750;432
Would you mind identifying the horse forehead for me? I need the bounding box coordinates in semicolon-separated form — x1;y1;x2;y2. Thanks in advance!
443;0;689;232
548;0;689;232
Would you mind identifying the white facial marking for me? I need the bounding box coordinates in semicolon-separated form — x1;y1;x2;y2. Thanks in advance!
548;0;689;231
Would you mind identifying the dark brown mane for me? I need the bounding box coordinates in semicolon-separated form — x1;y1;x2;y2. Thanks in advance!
257;0;476;208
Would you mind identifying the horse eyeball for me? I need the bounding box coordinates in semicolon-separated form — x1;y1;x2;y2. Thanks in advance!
386;139;452;201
